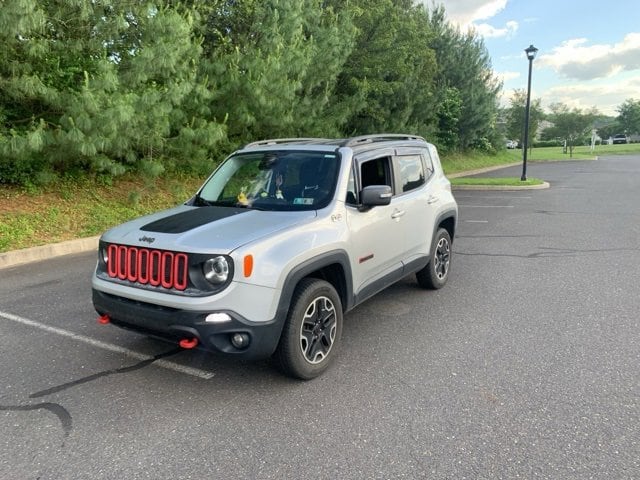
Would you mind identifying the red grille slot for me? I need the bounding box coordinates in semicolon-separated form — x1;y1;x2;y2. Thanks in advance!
161;252;174;289
126;247;138;282
150;250;162;286
106;245;189;291
117;245;127;279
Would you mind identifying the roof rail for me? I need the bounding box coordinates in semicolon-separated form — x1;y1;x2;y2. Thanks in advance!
243;138;331;148
340;134;425;147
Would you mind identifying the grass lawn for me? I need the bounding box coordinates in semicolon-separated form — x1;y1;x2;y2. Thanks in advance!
441;142;640;174
0;175;205;253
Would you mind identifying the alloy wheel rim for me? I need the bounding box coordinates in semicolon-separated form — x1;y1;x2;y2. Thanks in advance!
299;296;337;364
434;237;450;280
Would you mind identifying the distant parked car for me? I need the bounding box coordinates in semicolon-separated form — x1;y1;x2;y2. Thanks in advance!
506;140;518;149
612;134;628;144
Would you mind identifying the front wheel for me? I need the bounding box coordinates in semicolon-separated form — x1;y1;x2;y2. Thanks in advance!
416;228;452;289
274;278;343;380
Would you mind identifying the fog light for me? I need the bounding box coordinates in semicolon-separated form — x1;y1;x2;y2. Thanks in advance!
231;332;250;349
205;313;232;324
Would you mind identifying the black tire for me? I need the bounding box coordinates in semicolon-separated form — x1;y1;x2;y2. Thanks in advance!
274;278;343;380
416;228;452;289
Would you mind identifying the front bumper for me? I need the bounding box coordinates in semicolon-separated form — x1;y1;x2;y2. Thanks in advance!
92;289;285;360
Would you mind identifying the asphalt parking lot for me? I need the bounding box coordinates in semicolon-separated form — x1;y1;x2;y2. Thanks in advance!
1;156;639;479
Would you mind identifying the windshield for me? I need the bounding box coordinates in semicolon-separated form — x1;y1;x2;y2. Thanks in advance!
196;150;340;211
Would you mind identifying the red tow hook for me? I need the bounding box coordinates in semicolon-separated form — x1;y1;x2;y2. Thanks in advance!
98;314;111;325
179;338;198;349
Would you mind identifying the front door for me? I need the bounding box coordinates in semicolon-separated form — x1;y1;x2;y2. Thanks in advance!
345;154;405;299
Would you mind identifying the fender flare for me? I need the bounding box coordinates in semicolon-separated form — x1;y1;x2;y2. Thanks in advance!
274;250;354;329
431;209;458;243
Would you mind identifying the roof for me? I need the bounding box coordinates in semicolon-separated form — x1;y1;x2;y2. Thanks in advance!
243;134;427;150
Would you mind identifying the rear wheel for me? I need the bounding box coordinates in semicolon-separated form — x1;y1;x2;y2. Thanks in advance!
416;228;452;289
274;278;343;380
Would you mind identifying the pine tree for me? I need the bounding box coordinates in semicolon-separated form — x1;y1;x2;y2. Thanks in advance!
426;6;502;151
332;0;438;137
195;0;357;148
0;1;224;185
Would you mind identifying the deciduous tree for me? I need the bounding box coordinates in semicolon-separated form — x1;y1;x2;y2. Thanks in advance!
545;103;597;157
505;89;543;147
616;98;640;135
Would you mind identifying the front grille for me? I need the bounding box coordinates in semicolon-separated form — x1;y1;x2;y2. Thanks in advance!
106;244;189;291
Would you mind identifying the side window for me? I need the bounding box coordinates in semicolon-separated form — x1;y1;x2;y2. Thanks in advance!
360;157;392;189
423;150;435;178
396;155;425;193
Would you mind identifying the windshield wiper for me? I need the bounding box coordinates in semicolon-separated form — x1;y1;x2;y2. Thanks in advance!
195;195;266;210
236;203;266;211
194;194;233;207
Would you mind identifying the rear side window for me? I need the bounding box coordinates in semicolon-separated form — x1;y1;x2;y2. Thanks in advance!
423;150;435;177
396;155;425;193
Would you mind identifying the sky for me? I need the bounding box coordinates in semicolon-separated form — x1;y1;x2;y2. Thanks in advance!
427;0;640;116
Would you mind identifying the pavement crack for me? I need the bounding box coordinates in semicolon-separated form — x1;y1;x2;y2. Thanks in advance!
457;234;543;239
29;347;182;398
0;402;72;438
0;348;182;447
456;246;638;259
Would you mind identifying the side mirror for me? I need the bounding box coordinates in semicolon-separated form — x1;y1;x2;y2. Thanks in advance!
359;185;392;210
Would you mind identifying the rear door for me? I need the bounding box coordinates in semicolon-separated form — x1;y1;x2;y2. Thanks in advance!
392;147;438;267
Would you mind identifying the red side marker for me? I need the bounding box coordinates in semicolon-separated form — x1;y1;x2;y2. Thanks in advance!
98;314;110;325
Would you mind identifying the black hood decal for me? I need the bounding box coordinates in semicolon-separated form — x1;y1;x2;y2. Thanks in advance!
140;207;250;234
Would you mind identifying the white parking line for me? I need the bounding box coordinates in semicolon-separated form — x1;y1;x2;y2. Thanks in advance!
0;310;214;380
465;220;489;223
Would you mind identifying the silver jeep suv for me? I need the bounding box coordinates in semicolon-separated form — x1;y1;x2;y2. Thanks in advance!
92;135;458;379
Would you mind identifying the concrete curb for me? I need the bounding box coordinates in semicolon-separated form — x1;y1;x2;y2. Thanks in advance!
0;236;100;270
452;181;550;191
448;161;550;191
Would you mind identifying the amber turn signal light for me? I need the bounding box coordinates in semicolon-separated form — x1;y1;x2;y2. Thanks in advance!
243;254;254;278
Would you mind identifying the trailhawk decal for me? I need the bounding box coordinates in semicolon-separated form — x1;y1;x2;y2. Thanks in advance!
140;207;250;234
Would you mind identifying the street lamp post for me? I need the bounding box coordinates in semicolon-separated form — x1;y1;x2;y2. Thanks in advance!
521;44;538;181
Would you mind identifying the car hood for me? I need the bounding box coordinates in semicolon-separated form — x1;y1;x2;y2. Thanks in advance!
100;205;316;253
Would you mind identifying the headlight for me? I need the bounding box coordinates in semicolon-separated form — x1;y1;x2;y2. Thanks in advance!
203;256;229;284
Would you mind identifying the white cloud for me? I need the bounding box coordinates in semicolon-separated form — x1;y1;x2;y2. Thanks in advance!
495;71;523;109
541;76;640;115
497;80;529;109
474;20;518;39
538;33;640;80
434;0;508;25
424;1;516;40
496;70;520;83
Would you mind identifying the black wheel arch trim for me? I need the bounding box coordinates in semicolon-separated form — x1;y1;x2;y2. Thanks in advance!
432;209;457;243
275;250;354;326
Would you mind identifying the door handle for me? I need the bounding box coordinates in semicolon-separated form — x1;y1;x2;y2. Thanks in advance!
391;209;405;219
